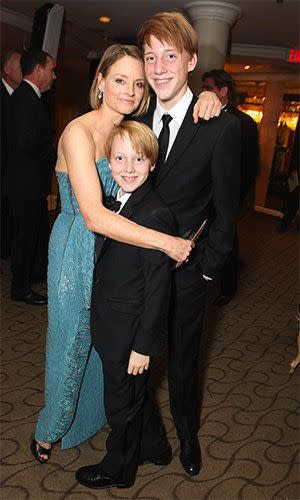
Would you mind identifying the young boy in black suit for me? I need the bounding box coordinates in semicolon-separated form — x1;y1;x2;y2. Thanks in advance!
76;121;176;489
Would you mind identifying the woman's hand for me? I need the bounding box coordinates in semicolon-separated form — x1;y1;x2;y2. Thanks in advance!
193;91;222;123
128;351;150;375
165;236;194;264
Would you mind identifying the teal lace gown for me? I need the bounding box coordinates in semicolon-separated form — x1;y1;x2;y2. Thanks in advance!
35;158;118;449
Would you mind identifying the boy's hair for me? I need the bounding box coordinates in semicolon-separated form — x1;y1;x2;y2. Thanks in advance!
202;69;234;102
137;11;198;57
105;121;159;166
89;44;150;117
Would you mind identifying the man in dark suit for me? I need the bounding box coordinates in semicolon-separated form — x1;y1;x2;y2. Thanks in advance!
1;51;22;258
76;121;176;489
6;48;56;305
202;69;259;305
135;12;241;476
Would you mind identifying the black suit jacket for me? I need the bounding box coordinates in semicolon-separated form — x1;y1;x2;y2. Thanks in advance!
6;81;56;201
91;180;176;363
224;104;259;202
137;94;241;279
1;81;11;191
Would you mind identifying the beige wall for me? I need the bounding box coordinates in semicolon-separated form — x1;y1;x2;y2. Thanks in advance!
54;59;90;141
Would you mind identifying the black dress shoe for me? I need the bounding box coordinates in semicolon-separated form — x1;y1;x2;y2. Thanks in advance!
11;291;47;305
179;437;201;476
139;442;172;466
213;293;235;306
75;463;134;489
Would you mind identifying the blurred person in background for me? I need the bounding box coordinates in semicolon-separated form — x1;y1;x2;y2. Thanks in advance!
202;69;259;305
278;119;299;233
1;51;22;259
6;48;56;305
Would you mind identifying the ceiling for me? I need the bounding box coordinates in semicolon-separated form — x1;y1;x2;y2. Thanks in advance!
1;0;300;76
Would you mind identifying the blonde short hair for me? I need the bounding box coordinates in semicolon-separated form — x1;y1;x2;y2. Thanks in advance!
105;121;159;166
89;44;150;116
137;11;198;57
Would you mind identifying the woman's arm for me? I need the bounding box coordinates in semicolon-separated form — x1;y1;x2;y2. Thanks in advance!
61;123;192;262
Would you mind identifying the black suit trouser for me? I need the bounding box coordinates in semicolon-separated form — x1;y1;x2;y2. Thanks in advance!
168;265;207;440
1;195;12;258
9;199;44;296
99;357;168;483
219;232;238;297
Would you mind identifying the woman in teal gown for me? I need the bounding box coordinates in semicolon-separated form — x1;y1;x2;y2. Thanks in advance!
31;44;193;462
35;159;118;450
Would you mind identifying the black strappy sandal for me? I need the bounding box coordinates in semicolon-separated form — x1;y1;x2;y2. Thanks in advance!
30;439;52;464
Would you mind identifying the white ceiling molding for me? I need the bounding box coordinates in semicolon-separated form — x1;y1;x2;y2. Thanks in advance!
1;7;32;32
232;43;288;60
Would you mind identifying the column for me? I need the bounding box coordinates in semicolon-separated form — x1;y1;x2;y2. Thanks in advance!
255;82;285;210
185;0;241;91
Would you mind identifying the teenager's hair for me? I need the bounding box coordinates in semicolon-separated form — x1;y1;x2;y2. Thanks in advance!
89;44;150;116
21;48;52;76
137;11;198;57
105;121;159;166
202;69;234;102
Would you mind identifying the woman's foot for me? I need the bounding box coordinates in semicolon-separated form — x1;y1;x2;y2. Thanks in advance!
30;439;52;464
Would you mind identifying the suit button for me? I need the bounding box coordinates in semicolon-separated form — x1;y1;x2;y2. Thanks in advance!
94;278;100;284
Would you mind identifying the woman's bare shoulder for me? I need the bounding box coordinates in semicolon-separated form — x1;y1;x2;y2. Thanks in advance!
60;113;97;149
64;113;90;134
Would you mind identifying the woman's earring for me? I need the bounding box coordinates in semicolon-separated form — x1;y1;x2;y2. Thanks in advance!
98;88;103;100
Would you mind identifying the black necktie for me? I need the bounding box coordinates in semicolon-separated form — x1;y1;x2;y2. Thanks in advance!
152;114;173;185
104;195;121;212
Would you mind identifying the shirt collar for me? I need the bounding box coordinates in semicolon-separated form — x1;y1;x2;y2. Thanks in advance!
23;79;41;98
116;188;131;209
155;87;193;126
2;78;14;95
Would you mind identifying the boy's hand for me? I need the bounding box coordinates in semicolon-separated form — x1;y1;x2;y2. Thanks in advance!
193;91;222;123
127;350;150;375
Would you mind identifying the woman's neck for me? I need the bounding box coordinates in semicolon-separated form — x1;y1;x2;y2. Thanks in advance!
94;106;124;133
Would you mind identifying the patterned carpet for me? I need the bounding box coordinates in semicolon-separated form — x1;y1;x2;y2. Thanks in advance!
1;211;299;500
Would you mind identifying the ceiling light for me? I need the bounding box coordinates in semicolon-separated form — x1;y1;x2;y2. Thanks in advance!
244;65;250;70
99;16;110;23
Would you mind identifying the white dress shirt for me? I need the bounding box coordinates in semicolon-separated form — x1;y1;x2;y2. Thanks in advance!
2;78;14;95
23;79;41;98
116;188;131;212
153;87;193;160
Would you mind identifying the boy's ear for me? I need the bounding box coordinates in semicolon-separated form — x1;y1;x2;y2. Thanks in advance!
150;163;156;172
220;86;229;98
188;53;197;73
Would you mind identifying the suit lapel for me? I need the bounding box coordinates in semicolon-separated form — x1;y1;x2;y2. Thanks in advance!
96;181;153;262
119;199;133;219
119;180;152;218
155;95;206;186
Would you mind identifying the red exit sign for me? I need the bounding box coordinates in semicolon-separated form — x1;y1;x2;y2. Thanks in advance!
288;49;300;62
